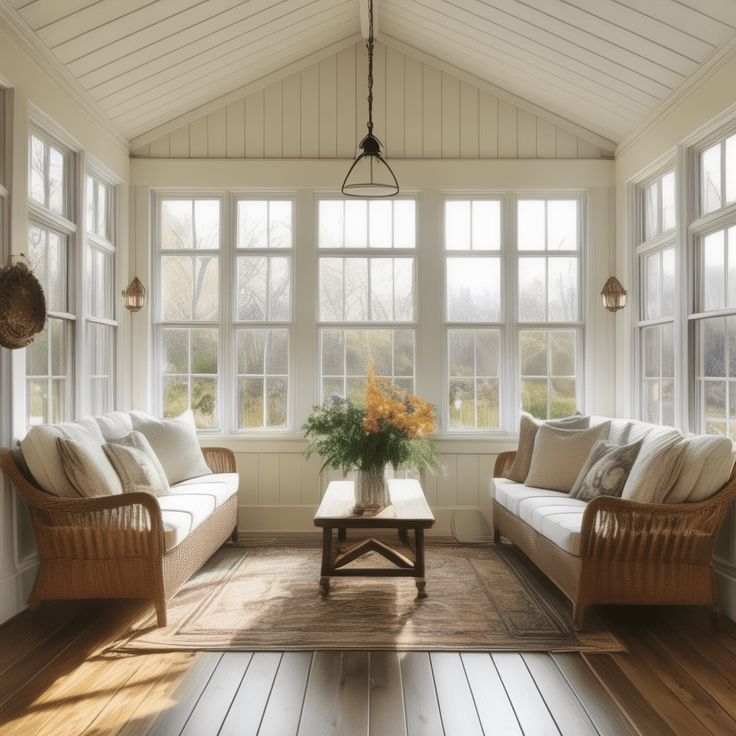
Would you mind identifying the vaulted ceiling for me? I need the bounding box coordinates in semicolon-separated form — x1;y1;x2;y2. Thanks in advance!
2;0;736;150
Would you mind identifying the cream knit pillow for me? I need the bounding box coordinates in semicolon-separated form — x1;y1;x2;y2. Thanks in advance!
506;413;590;483
525;422;611;493
56;437;123;497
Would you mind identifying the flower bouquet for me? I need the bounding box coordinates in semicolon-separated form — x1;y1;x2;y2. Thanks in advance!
303;367;438;513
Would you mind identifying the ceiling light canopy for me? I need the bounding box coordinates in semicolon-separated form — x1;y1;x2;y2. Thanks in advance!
341;0;399;198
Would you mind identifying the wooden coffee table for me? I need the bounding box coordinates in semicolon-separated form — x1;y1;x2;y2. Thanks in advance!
313;478;435;598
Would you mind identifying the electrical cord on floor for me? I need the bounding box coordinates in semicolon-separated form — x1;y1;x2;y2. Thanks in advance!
450;509;493;546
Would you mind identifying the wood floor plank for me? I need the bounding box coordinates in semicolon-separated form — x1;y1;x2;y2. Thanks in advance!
179;652;252;736
398;652;443;736
336;651;370;736
522;654;598;736
461;652;521;736
614;627;736;736
429;652;482;736
218;652;282;736
582;655;675;736
0;601;114;714
254;652;313;736
492;653;560;736
297;651;341;736
145;652;222;736
551;653;639;736
369;652;407;736
80;653;195;736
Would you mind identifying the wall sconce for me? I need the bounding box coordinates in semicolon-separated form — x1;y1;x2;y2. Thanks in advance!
122;276;145;312
601;276;627;312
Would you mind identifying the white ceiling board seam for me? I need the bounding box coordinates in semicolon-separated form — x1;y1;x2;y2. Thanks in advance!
129;34;363;150
0;5;128;152
382;34;621;147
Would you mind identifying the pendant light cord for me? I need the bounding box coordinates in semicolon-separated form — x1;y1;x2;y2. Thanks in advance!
366;0;374;134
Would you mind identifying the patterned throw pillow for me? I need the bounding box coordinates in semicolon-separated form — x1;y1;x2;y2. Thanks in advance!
103;431;170;496
569;439;643;501
506;412;591;483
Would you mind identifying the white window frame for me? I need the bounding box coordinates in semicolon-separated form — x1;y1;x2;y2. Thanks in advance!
152;191;297;434
633;165;678;426
316;195;419;405
26;125;77;427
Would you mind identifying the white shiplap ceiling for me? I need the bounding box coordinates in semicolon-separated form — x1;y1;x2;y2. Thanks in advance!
2;0;736;148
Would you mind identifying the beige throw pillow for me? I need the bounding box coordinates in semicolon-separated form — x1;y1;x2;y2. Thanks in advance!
506;413;590;483
104;432;170;496
569;440;643;501
56;437;124;497
130;410;210;485
525;422;611;493
622;431;688;504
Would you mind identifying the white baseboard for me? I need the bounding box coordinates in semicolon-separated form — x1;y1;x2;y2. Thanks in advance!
0;562;38;625
238;504;494;543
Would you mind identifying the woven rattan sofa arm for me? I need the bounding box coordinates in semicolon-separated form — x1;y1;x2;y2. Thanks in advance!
201;446;236;474
579;480;736;564
494;451;516;479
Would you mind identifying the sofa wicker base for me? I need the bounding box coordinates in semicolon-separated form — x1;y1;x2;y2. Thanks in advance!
492;451;736;630
0;446;238;627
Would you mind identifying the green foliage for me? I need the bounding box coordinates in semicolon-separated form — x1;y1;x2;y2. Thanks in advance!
303;400;438;475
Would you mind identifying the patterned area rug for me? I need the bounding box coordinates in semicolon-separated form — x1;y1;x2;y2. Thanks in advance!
117;544;623;653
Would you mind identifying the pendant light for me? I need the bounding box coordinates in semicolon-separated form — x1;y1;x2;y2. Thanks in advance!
341;0;399;197
601;276;627;312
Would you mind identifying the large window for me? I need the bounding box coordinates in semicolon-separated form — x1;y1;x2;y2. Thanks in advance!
444;199;502;430
155;196;293;431
26;131;74;425
516;198;581;420
636;170;676;425
318;199;416;403
85;172;116;414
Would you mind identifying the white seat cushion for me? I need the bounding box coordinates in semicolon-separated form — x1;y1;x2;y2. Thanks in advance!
158;494;218;551
160;476;238;550
491;478;586;555
173;473;239;496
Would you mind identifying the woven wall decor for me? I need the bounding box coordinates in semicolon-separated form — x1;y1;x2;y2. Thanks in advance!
0;260;47;349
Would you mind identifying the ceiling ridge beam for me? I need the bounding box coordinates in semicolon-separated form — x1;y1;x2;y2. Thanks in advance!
381;34;616;154
129;33;362;151
359;0;378;41
0;6;129;155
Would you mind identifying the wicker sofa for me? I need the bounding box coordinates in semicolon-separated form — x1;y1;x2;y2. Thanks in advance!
491;416;736;629
0;412;239;627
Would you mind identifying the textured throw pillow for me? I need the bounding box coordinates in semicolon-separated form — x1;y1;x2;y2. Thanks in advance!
130;410;211;485
525;422;611;493
104;432;170;496
622;430;688;504
56;437;123;497
506;412;591;483
569;440;643;501
20;421;107;497
665;435;735;504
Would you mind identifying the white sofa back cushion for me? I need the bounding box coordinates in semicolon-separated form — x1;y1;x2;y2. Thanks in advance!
95;411;134;441
622;427;687;503
666;435;735;504
130;410;211;485
20;419;107;497
525;422;611;493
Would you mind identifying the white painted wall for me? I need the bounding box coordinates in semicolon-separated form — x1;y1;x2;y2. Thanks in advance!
132;42;611;161
0;18;130;624
613;48;736;619
131;157;615;541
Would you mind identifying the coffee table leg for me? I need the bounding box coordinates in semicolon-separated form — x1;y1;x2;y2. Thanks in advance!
414;526;427;598
338;527;347;542
320;527;332;595
398;527;410;545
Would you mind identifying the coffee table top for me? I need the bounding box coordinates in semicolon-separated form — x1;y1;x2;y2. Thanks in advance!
314;479;435;528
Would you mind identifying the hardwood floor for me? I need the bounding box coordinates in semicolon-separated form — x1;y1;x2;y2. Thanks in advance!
1;597;736;734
